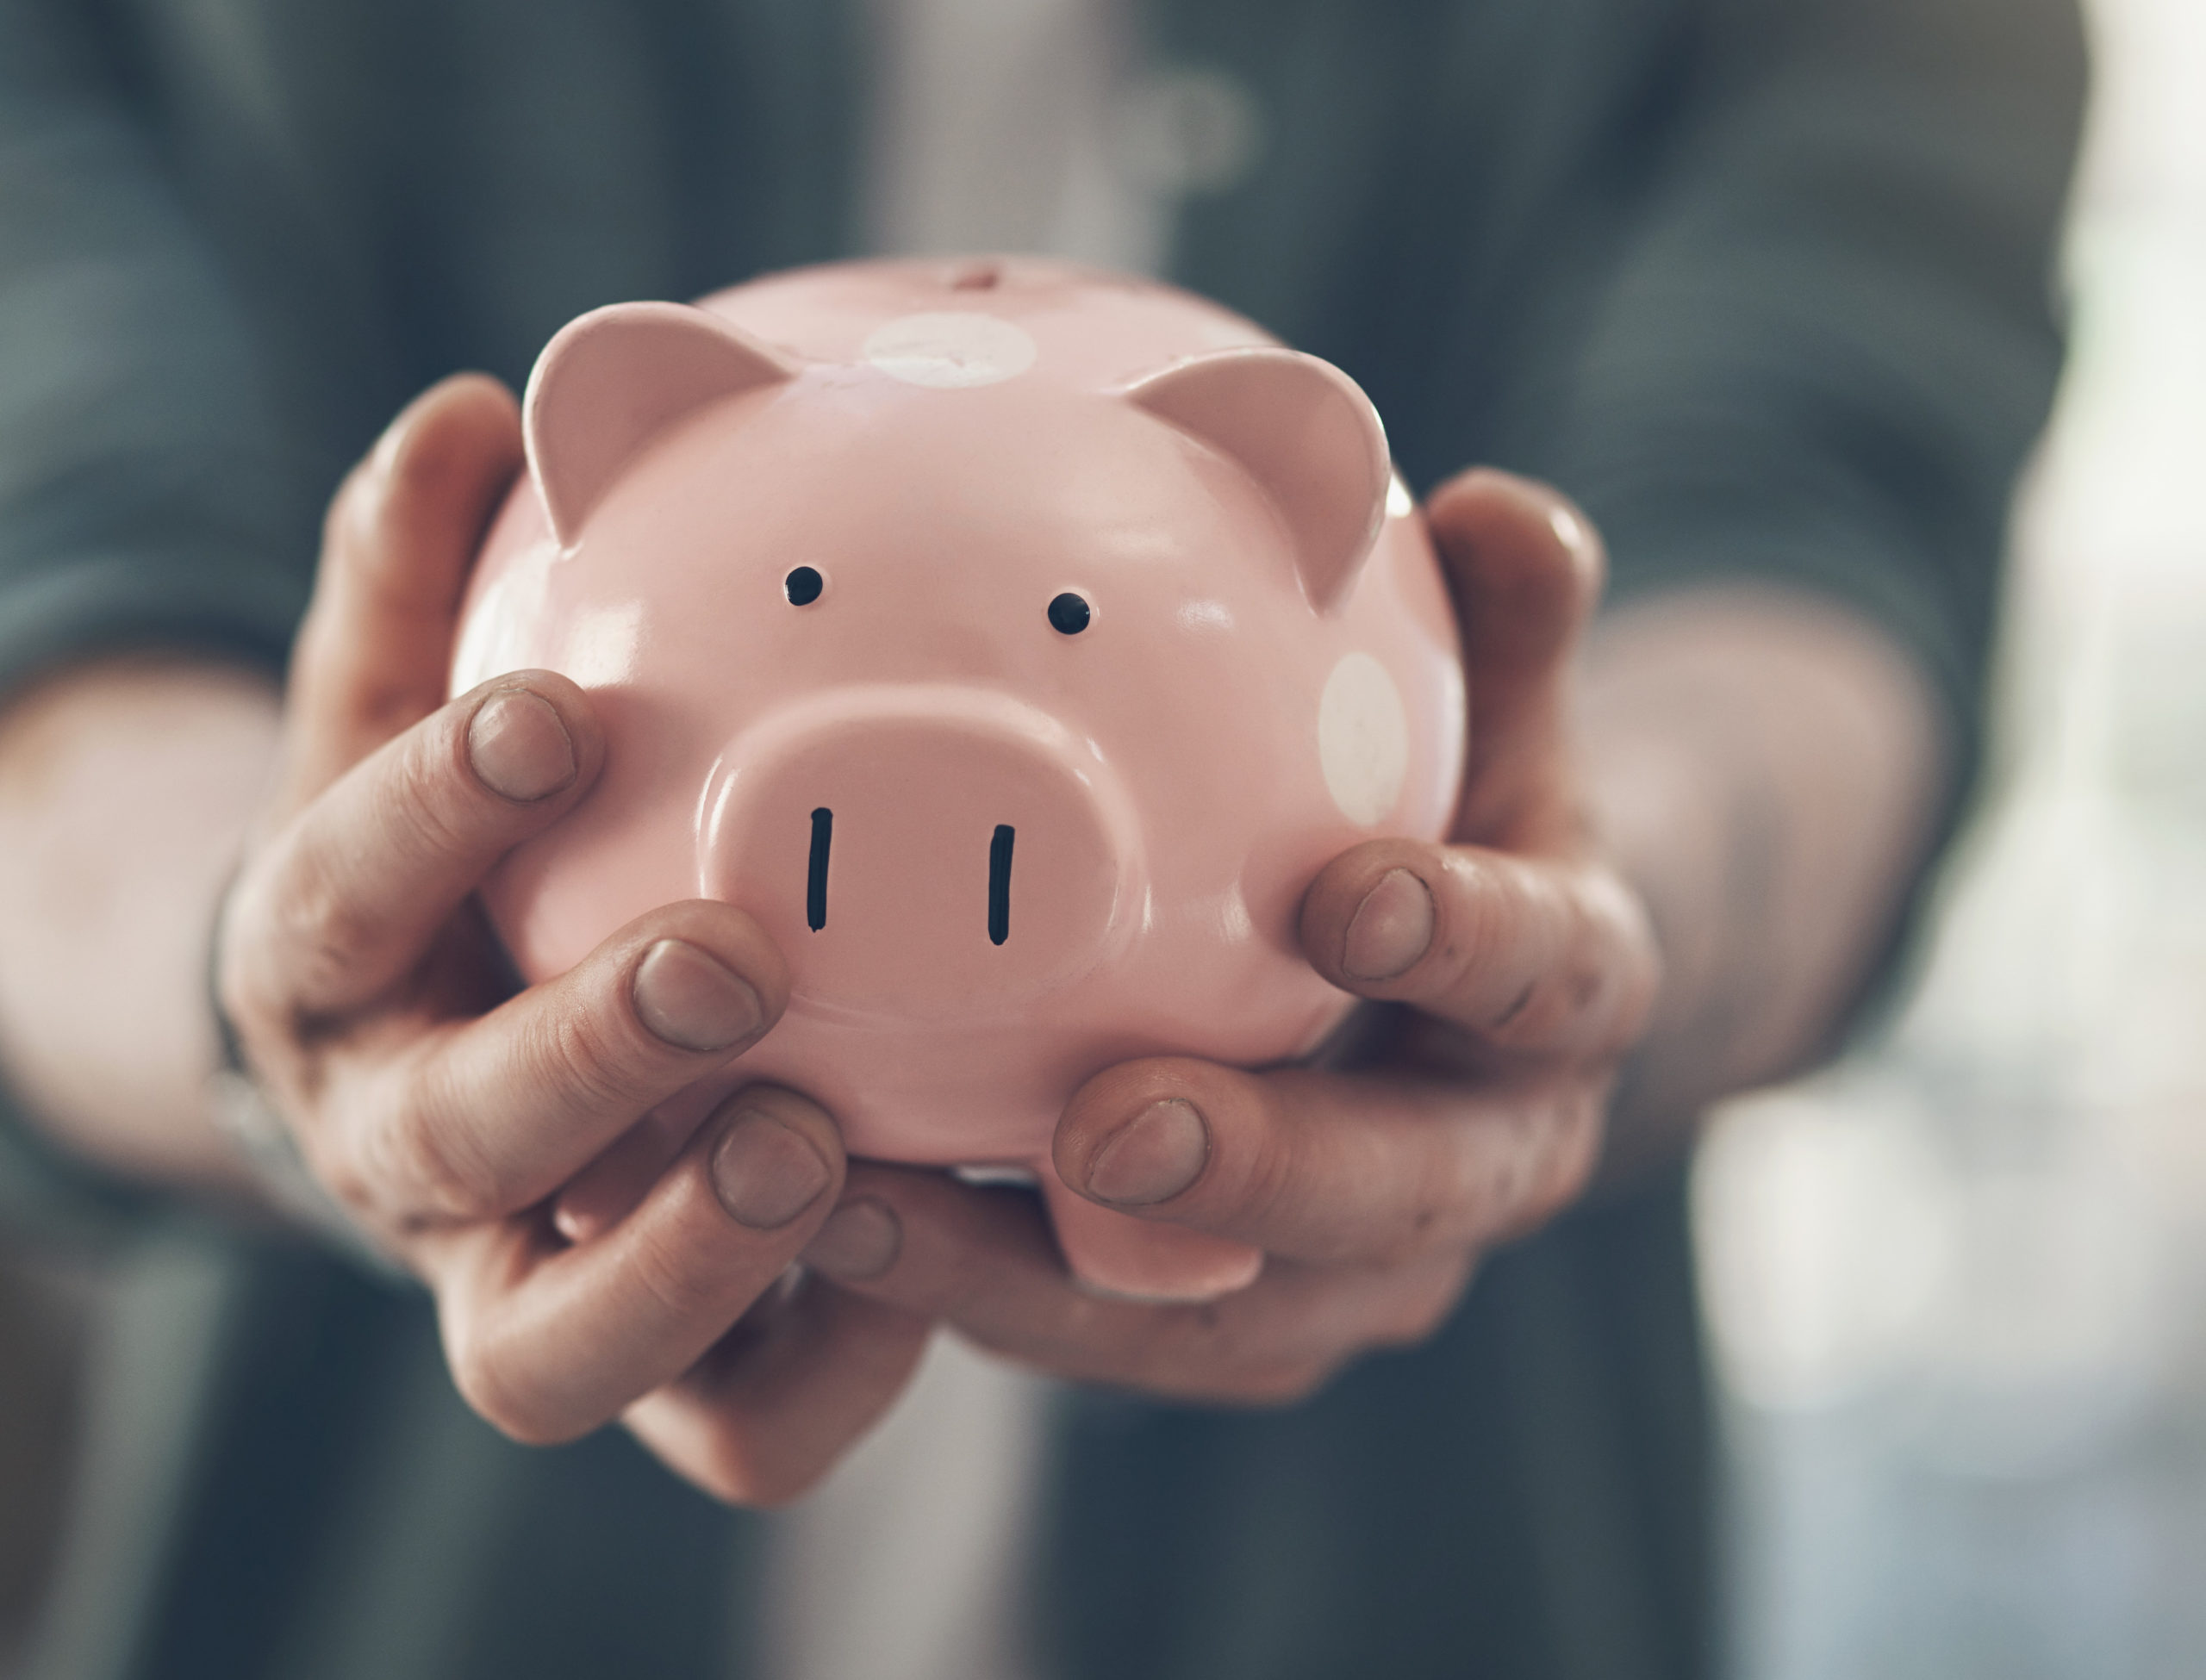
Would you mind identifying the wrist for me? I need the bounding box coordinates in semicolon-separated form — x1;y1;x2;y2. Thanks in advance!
0;657;280;1192
1578;587;1945;1168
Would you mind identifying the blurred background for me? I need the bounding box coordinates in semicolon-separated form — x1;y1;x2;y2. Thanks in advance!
1695;0;2206;1674
2;0;2200;1674
0;1246;85;1677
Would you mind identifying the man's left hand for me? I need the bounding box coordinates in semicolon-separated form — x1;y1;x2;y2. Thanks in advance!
798;470;1661;1403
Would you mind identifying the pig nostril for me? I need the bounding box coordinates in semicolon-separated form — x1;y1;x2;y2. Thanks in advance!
988;825;1015;946
807;807;833;930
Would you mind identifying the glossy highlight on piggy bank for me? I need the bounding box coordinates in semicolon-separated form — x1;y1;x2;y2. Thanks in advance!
453;257;1466;1301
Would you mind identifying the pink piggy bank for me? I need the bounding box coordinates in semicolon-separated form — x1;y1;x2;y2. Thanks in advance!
452;256;1465;1302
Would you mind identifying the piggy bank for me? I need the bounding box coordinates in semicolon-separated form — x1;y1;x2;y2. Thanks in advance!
452;256;1465;1300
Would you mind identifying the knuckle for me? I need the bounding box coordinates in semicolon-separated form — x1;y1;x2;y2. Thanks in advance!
1371;1215;1438;1269
1486;886;1576;1039
1481;979;1542;1044
900;1229;1007;1327
1377;1160;1474;1264
1486;1090;1603;1239
1225;1096;1309;1234
628;1223;739;1328
380;724;477;858
1418;902;1493;1015
374;1080;509;1222
525;1001;657;1121
1549;873;1660;1055
1443;862;1638;1051
1368;1138;1482;1266
265;846;382;1007
1137;1303;1308;1404
1136;1298;1233;1378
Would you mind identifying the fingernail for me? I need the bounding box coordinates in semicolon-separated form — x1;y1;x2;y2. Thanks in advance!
801;1198;901;1281
1085;1099;1208;1207
712;1111;833;1231
467;688;576;802
632;940;763;1053
1343;868;1434;980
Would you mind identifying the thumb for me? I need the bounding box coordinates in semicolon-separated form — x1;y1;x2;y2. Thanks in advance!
277;374;523;818
1422;469;1605;850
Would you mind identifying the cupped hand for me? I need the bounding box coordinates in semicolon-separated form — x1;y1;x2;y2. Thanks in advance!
798;470;1660;1403
215;376;929;1501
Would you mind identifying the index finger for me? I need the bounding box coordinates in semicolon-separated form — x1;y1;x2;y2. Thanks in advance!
1298;836;1656;1055
419;1086;849;1446
225;671;601;1022
1422;469;1604;851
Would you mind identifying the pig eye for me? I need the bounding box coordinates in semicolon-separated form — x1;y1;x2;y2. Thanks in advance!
1047;592;1091;635
784;566;825;606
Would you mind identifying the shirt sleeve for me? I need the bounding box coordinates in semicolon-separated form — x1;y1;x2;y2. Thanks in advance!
1528;0;2086;773
0;2;320;702
0;3;321;1239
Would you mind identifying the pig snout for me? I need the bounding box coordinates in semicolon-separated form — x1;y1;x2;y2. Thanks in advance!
699;688;1142;1019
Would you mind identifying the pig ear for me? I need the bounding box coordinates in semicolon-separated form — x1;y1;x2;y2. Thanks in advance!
1125;348;1391;613
524;301;804;546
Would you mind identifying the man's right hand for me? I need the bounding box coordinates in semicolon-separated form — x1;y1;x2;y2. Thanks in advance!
214;376;928;1503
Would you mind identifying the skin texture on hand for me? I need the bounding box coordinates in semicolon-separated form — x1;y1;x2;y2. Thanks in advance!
0;395;1942;1484
791;472;1673;1403
0;378;931;1504
791;483;1945;1409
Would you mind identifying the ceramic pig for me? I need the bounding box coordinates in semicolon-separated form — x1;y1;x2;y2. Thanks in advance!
452;256;1466;1301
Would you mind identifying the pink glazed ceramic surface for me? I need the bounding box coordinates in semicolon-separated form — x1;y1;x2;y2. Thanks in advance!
452;256;1466;1301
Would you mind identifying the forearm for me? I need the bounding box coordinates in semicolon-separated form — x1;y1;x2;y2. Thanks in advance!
1581;586;1946;1179
0;656;281;1197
